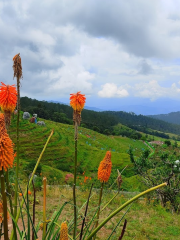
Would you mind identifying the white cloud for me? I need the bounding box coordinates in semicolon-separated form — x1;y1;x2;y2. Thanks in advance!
134;80;180;100
98;83;129;98
0;0;180;108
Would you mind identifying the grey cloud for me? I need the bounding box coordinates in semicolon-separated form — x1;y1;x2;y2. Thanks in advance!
67;1;158;57
1;0;175;59
138;59;153;75
32;0;168;58
40;0;161;58
168;13;180;21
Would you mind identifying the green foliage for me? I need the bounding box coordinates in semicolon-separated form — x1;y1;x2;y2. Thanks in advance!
33;176;42;191
164;140;171;146
24;160;42;176
129;147;180;211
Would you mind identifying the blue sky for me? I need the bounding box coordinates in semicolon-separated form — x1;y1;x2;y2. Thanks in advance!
0;0;180;114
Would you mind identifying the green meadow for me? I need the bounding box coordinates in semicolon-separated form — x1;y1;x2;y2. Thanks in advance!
9;113;149;191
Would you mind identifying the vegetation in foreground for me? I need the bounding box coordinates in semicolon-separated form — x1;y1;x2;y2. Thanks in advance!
11;186;180;240
0;53;175;240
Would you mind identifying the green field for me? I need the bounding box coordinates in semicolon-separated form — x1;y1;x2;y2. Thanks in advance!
9;114;150;191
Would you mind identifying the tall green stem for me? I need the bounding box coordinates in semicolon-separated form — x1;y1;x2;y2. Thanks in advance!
73;121;78;239
86;182;167;240
5;170;17;240
0;170;9;240
14;77;20;219
32;180;36;240
93;182;104;240
43;177;47;239
10;129;54;240
100;192;119;213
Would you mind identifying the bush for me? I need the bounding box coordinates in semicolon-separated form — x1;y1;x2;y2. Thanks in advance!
24;160;42;176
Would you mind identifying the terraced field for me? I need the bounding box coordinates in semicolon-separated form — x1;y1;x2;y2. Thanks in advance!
9;114;149;190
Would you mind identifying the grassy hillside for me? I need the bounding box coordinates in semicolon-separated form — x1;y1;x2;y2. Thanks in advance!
9;113;149;191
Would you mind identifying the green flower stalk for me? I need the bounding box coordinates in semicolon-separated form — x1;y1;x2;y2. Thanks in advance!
70;91;86;239
43;177;47;238
10;129;54;240
0;170;8;240
12;53;22;220
86;182;167;240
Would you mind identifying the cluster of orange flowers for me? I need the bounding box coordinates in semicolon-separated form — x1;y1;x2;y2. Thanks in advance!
98;151;112;183
70;92;86;112
83;176;92;183
0;82;17;128
84;176;88;183
70;92;86;125
19;191;32;197
0;82;17;113
0;113;14;171
60;221;68;240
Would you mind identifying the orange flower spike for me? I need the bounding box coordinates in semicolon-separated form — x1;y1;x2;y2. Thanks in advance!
0;82;17;113
13;54;20;61
98;151;112;183
70;91;86;112
19;193;22;196
59;221;68;240
0;113;14;171
28;191;32;195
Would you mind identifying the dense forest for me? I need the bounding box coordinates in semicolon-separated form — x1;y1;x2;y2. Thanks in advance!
20;97;180;139
149;111;180;125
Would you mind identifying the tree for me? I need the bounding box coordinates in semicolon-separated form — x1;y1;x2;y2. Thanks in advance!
129;148;180;212
164;140;171;146
173;141;178;148
104;129;110;135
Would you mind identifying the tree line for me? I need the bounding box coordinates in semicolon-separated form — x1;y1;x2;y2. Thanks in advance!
20;97;180;139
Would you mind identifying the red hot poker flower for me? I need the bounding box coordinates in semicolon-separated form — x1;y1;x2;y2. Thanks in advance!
0;113;14;171
0;82;17;113
70;92;86;125
60;221;68;240
70;92;86;112
98;151;112;183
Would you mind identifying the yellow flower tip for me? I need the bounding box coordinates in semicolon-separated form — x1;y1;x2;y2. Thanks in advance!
0;82;17;113
98;151;112;183
70;91;86;112
60;221;68;240
0;113;14;171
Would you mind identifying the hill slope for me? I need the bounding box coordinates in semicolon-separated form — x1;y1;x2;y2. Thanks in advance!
148;111;180;125
9;114;149;190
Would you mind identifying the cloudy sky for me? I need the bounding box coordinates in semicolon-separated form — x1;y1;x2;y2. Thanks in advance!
0;0;180;114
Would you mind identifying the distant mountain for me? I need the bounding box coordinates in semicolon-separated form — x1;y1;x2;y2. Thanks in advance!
49;100;102;112
49;100;67;105
21;96;180;138
148;111;180;125
84;106;102;111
